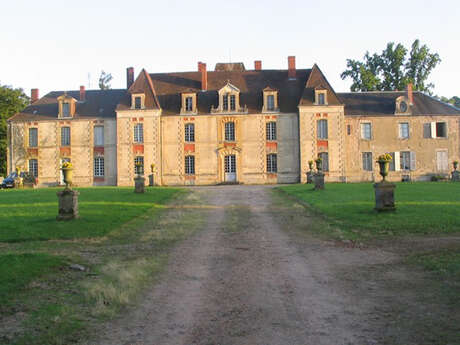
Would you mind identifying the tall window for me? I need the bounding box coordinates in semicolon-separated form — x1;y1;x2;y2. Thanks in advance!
318;152;329;171
185;123;195;142
266;153;277;173
28;159;38;177
94;156;105;177
185;155;195;175
230;95;236;111
225;122;235;141
61;127;70;146
185;97;193;111
29;128;38;147
134;123;144;143
266;122;277;141
361;123;372;140
62;103;70;117
223;94;229;111
399;123;409;139
435;122;447;138
362;152;373;171
94;126;104;146
134;97;142;109
267;95;275;111
400;151;411;170
134;156;144;174
317;119;328;139
318;93;325;105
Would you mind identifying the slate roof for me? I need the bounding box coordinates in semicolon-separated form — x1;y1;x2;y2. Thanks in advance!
9;89;127;121
338;92;460;116
299;64;342;106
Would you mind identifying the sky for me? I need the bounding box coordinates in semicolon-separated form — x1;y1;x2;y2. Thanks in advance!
1;0;459;98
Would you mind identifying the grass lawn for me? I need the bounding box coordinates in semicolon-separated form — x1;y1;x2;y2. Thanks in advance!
278;182;460;239
0;187;179;242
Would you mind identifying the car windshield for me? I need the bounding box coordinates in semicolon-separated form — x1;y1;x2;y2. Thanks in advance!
6;172;18;179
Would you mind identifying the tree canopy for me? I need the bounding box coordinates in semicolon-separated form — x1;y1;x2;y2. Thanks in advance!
0;85;29;175
98;71;113;90
341;39;441;94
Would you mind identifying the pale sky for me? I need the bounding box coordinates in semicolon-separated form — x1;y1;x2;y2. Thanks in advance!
1;0;459;98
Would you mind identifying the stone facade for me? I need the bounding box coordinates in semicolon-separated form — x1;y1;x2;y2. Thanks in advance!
7;58;460;186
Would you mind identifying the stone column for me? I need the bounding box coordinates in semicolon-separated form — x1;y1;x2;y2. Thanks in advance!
57;189;80;220
374;182;396;212
134;176;145;193
314;173;325;190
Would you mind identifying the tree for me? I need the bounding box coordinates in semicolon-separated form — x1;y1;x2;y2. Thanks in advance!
0;85;29;175
341;39;441;94
98;70;113;90
436;95;460;108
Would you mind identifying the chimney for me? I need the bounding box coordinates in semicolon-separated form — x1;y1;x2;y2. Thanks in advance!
126;67;134;89
288;56;296;79
80;85;85;102
31;88;39;103
407;83;413;105
254;60;262;71
200;62;207;91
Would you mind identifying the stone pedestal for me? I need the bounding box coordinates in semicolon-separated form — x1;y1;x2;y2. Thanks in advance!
306;171;314;184
134;176;145;193
57;189;80;220
314;173;325;190
148;174;154;186
452;171;460;182
374;182;396;212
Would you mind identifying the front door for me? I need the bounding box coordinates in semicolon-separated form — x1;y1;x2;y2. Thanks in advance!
224;155;236;182
60;158;71;185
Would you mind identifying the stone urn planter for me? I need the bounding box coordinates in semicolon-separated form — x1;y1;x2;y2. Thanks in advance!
306;160;314;184
57;162;79;220
374;154;396;212
452;161;460;182
315;158;322;173
377;161;390;181
62;168;73;189
134;163;145;193
453;161;459;171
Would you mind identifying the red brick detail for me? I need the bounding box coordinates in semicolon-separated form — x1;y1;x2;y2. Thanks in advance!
266;141;278;150
316;113;321;117
184;143;195;152
190;117;195;121
94;147;104;154
317;140;328;149
271;115;277;119
267;173;277;179
323;113;328;117
60;147;71;156
139;117;144;121
34;122;38;125
265;116;271;119
224;142;236;148
93;120;98;123
94;177;105;182
132;144;144;154
185;175;196;180
66;121;71;124
27;148;38;156
132;118;137;122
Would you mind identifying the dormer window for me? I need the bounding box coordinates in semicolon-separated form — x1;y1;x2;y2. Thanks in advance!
315;90;327;105
62;103;70;117
262;87;279;113
181;93;197;114
57;93;76;118
211;82;247;114
395;96;412;115
131;93;145;110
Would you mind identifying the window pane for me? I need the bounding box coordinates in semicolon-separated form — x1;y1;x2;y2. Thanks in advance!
135;97;142;109
317;120;328;139
225;122;235;141
319;152;329;171
223;95;228;110
318;93;325;105
94;126;104;146
29;128;38;147
185;123;195;142
230;95;236;111
61;127;70;146
134;123;144;143
362;123;371;139
362;152;372;171
62;103;70;117
267;95;275;111
400;123;409;139
28;159;38;177
185;155;195;175
389;152;395;171
436;122;446;138
134;156;144;174
266;122;276;141
185;97;193;111
267;154;277;173
400;151;410;170
94;157;105;177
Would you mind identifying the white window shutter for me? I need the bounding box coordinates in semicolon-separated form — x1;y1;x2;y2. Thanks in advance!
410;151;416;171
394;151;400;171
430;122;436;138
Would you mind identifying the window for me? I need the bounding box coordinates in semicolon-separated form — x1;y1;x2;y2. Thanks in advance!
425;122;447;138
267;154;277;173
362;152;373;171
94;126;104;146
28;159;38;177
267;95;275;111
223;94;229;111
361;123;372;140
185;155;195;175
185;123;195;142
347;125;351;135
134;97;142;109
29;128;38;147
61;127;70;146
134;156;144;174
400;151;411;170
62;103;70;117
134;123;143;143
317;119;328;139
389;152;396;171
185;97;193;111
399;122;409;139
266;122;277;141
230;95;236;111
94;156;104;177
225;122;235;141
435;122;447;138
318;152;329;171
318;93;325;105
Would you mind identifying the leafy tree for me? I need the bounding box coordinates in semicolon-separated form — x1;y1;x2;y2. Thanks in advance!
436;95;460;108
0;85;29;175
98;71;113;90
341;39;441;94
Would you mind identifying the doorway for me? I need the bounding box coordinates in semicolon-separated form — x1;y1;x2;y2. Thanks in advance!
224;155;236;182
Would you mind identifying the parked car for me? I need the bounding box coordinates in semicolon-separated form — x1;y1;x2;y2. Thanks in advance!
0;171;27;189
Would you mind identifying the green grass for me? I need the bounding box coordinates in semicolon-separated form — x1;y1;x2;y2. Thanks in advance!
0;253;64;306
0;187;179;242
409;251;460;279
278;182;460;239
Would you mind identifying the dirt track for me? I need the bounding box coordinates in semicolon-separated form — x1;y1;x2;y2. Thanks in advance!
95;185;457;345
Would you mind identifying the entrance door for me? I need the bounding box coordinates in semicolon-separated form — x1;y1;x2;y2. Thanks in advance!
60;158;71;185
224;155;236;182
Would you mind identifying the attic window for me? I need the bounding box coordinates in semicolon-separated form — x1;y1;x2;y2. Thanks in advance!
57;93;76;118
315;90;327;105
395;96;412;115
180;93;197;114
135;97;142;109
262;88;279;113
211;82;247;114
62;103;70;117
131;94;145;110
